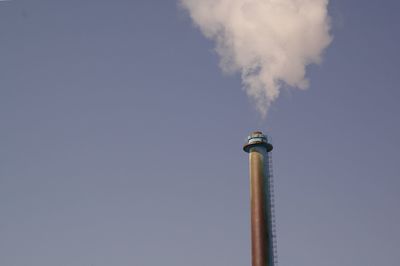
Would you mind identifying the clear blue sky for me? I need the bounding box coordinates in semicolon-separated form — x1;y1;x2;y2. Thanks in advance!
1;1;399;265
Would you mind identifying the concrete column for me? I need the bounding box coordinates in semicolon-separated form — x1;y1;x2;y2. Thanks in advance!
243;132;273;266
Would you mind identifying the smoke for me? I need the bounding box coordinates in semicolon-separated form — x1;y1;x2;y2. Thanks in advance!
180;0;332;117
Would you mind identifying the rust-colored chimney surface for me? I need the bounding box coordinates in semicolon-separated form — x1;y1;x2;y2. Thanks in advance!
243;131;274;266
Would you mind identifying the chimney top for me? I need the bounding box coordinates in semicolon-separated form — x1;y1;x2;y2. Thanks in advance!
243;131;273;153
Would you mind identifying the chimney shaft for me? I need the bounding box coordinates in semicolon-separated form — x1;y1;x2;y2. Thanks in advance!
243;132;274;266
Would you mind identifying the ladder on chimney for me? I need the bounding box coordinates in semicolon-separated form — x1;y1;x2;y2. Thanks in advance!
267;152;278;266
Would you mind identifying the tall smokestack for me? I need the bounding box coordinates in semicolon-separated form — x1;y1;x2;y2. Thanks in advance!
243;131;276;266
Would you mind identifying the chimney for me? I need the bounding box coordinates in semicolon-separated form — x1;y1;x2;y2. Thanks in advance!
243;131;276;266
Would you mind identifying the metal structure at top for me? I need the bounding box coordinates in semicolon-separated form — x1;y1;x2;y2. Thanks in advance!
243;131;277;266
243;131;273;153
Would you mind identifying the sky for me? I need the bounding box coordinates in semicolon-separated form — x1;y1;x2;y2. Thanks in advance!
1;1;400;266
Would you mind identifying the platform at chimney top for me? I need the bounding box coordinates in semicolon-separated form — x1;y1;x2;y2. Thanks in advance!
243;131;273;153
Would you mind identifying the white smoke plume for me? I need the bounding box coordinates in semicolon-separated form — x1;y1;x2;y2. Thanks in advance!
180;0;332;117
